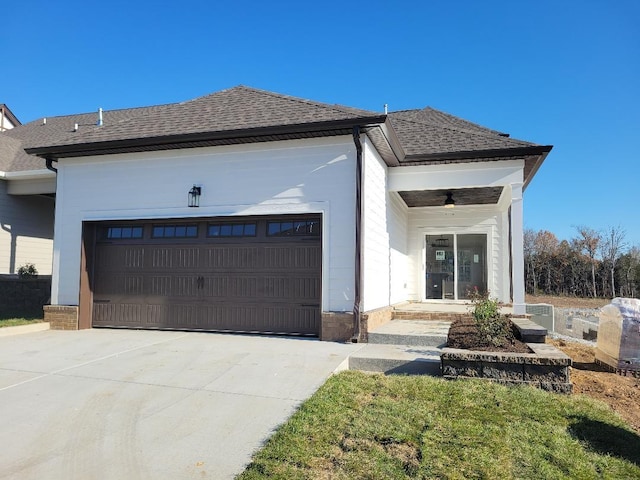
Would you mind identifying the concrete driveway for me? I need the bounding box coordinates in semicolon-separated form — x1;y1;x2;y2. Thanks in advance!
0;329;361;479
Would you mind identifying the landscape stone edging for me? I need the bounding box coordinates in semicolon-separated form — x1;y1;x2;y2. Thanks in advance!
441;343;572;394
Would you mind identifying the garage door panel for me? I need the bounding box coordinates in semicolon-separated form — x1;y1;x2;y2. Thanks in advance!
204;246;261;270
149;246;200;270
94;274;145;296
91;216;322;335
263;245;321;270
202;276;259;298
263;276;320;300
95;245;145;270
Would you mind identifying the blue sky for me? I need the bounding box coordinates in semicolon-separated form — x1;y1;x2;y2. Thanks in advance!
4;1;639;247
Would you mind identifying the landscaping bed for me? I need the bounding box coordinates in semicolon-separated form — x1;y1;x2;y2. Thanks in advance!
443;316;572;393
447;317;530;353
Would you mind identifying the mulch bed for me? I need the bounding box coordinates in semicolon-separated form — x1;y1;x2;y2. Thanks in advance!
447;317;531;353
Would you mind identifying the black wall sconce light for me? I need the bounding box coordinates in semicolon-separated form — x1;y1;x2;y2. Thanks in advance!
188;185;201;207
444;191;455;209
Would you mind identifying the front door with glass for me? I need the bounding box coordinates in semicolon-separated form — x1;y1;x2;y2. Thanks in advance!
425;234;487;300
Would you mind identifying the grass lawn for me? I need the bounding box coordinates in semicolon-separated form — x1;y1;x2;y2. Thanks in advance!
0;317;44;328
239;371;640;479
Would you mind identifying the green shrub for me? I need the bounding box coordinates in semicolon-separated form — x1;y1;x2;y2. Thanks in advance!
470;291;512;347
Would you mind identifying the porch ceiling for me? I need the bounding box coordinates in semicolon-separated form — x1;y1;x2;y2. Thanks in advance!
398;186;503;207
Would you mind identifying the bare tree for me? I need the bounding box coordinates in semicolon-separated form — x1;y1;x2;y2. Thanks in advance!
575;226;601;297
534;230;559;294
600;226;627;297
524;229;537;293
619;246;640;298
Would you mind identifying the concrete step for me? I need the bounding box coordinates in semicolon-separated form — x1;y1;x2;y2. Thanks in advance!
392;310;473;322
368;320;450;347
349;344;442;375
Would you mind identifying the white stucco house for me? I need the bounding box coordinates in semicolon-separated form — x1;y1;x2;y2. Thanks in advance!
12;86;551;340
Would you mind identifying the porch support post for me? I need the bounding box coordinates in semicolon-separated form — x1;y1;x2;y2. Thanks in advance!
510;183;525;315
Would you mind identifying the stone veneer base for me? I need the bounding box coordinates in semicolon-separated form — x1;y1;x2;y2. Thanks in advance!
43;305;79;330
441;343;573;394
321;312;354;342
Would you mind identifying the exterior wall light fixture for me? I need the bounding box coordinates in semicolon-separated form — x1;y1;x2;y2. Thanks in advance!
188;185;201;207
444;191;455;209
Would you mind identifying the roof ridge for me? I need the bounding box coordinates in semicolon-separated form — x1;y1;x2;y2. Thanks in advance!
21;102;177;124
390;106;509;137
420;106;508;135
224;85;378;117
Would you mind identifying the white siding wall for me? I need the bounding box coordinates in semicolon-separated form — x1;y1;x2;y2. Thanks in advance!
361;138;409;311
406;206;508;303
52;137;357;311
362;139;390;311
388;192;409;304
0;181;54;275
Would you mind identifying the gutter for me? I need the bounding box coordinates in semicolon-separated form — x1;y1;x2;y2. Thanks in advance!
25;116;388;159
401;145;553;163
351;126;364;342
45;157;58;173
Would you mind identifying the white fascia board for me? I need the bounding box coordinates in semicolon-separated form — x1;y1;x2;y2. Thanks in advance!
388;159;525;192
1;170;57;195
0;169;56;180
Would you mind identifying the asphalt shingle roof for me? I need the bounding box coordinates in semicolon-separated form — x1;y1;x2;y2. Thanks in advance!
25;86;380;150
0;105;165;172
387;107;534;159
2;85;549;175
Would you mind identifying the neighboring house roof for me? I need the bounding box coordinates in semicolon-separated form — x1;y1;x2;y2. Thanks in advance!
3;86;551;186
0;104;21;130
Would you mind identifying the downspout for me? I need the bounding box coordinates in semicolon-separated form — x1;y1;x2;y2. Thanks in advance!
351;126;363;342
45;157;58;173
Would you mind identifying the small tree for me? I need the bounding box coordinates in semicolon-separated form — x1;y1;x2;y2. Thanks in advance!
17;263;38;279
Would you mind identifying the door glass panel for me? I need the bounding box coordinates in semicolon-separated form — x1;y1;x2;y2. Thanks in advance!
425;235;455;299
425;234;487;300
457;234;487;299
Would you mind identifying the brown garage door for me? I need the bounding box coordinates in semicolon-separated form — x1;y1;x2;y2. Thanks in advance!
88;216;321;335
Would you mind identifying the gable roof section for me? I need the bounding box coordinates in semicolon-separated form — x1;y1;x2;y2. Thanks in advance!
387;108;551;187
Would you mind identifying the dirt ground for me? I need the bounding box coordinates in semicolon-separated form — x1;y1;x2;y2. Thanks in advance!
549;338;640;433
525;294;610;309
525;295;639;432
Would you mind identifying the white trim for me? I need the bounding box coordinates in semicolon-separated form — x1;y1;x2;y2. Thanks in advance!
388;160;525;192
0;169;55;180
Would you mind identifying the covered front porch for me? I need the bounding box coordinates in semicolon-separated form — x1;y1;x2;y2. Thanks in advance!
388;159;526;315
